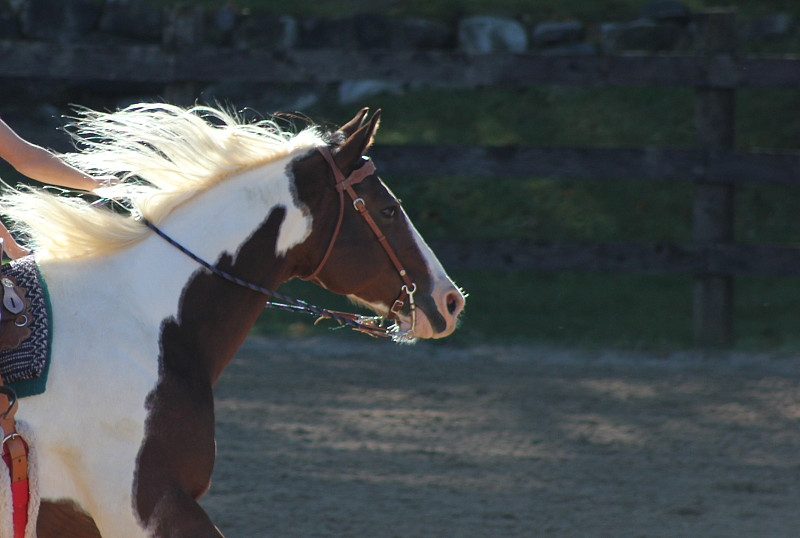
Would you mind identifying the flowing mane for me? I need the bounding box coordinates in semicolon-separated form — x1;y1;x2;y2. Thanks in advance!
0;104;326;261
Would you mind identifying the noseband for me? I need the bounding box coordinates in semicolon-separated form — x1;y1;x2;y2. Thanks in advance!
304;147;417;331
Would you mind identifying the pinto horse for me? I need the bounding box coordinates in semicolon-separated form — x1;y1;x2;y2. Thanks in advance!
0;104;465;536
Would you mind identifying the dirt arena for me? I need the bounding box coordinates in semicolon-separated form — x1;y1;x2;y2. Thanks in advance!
200;335;800;537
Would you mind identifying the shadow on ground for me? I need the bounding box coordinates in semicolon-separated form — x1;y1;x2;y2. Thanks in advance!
201;336;800;537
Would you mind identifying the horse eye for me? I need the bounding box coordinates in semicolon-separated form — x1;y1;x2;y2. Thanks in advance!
381;206;398;220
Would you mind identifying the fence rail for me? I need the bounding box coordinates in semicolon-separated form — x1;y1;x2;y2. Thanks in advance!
430;240;800;276
3;9;800;345
3;41;800;89
371;145;800;185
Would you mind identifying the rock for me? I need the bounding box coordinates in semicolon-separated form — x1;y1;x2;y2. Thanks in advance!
288;92;320;111
233;14;298;51
162;5;204;50
0;0;22;39
19;0;101;43
300;16;358;49
353;13;391;50
639;0;691;23
199;81;320;112
600;19;682;52
388;18;454;50
541;42;598;56
458;16;528;53
532;21;585;48
300;14;391;50
100;0;162;43
212;6;238;34
338;80;403;105
743;13;796;41
204;6;239;46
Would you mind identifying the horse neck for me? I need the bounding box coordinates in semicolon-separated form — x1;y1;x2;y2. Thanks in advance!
130;161;312;383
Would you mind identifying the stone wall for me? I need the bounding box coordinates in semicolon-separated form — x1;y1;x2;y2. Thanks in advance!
1;0;798;142
2;0;797;53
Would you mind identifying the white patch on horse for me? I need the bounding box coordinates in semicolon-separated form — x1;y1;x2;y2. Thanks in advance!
164;160;312;263
399;205;452;291
16;159;311;536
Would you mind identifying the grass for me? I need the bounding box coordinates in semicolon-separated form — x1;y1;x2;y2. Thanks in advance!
282;83;800;350
305;87;698;148
305;86;800;246
254;271;800;351
308;86;800;151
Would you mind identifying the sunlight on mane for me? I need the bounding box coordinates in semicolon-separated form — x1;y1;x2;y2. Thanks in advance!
0;103;325;261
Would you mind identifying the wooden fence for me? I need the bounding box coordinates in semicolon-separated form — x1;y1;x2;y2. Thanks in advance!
3;9;800;345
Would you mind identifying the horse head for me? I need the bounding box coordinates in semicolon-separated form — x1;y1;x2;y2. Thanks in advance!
290;109;465;340
0;103;464;342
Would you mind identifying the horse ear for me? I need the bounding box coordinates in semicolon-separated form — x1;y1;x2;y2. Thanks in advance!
336;107;370;139
335;109;381;173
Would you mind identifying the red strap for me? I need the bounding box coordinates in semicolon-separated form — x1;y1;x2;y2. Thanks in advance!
11;480;28;534
2;441;29;538
0;371;29;538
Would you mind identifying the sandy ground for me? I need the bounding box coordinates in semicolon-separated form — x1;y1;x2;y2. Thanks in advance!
200;335;800;537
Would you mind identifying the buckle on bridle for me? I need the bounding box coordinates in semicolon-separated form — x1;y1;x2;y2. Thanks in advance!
390;299;404;315
385;283;417;342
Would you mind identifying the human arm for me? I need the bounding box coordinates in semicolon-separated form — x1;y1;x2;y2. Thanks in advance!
0;117;109;191
0;222;28;259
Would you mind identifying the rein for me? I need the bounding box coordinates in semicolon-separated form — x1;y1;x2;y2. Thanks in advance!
140;215;400;339
136;145;418;342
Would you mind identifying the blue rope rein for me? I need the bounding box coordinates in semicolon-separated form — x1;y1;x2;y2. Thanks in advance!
138;214;389;336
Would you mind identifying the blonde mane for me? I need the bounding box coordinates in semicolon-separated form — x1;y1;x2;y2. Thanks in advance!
0;104;325;261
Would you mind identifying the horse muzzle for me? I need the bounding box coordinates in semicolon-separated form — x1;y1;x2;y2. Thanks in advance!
397;283;465;340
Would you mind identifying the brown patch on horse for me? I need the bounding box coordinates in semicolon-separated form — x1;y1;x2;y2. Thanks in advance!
37;500;101;538
134;208;291;535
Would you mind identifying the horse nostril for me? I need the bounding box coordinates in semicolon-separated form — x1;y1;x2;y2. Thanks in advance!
446;290;463;316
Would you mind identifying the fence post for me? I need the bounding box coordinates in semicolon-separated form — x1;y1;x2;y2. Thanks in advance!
693;9;737;346
162;5;204;106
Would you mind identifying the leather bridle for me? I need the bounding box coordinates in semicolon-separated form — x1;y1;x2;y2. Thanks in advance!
304;147;417;332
